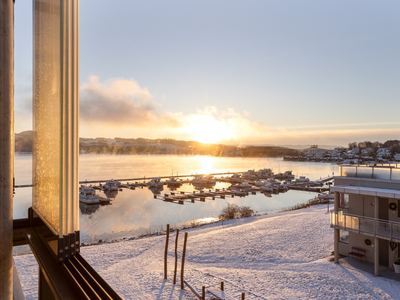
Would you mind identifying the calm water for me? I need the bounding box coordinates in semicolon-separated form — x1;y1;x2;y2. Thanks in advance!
14;154;338;243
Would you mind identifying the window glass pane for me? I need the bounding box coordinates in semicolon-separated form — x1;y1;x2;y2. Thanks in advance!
340;194;349;209
33;0;62;235
340;230;349;244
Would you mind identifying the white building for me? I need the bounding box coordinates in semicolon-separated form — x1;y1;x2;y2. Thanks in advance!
331;165;400;276
361;148;374;156
376;148;391;159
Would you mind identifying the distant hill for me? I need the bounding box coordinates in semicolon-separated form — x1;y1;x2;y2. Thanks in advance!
14;131;300;157
15;131;33;153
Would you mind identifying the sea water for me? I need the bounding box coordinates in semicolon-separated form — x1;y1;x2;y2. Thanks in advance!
14;154;338;243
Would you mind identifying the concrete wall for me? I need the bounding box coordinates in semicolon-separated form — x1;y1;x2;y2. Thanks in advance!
348;194;375;218
338;193;400;266
388;199;400;223
338;239;350;256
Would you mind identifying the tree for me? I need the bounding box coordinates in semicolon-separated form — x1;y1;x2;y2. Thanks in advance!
219;203;240;220
239;206;254;217
372;141;381;152
364;141;373;148
348;142;357;149
358;142;366;149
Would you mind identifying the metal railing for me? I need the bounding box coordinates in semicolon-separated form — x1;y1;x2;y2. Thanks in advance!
330;211;400;241
339;165;400;181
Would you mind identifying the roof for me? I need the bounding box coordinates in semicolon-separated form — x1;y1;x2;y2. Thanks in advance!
331;185;400;199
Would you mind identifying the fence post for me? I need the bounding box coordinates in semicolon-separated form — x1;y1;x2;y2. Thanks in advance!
202;286;205;300
242;292;245;300
173;229;179;284
164;224;170;279
181;232;188;289
221;281;224;291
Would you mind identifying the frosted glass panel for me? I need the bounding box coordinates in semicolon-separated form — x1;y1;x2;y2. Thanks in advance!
33;0;62;235
33;0;79;237
356;167;372;178
373;168;391;180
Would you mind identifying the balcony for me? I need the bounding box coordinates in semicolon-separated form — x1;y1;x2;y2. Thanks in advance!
330;211;400;242
339;165;400;181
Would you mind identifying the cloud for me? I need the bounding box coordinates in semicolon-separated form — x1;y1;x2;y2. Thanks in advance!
78;76;400;146
80;76;180;128
78;76;271;143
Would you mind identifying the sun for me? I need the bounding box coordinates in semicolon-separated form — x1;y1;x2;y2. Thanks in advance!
185;115;235;144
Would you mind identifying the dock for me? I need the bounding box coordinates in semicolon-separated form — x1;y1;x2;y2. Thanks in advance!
14;171;243;188
316;176;334;184
14;169;334;206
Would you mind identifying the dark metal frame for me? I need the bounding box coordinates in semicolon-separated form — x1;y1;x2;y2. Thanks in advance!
13;208;122;300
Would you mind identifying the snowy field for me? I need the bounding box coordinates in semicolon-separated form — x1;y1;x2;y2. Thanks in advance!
14;205;400;299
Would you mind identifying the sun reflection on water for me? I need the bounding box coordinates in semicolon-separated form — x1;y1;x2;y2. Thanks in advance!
199;156;213;174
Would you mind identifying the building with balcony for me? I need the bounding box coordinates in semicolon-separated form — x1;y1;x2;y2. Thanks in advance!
330;165;400;276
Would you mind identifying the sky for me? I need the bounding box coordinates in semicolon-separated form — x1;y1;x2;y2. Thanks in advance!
14;1;400;146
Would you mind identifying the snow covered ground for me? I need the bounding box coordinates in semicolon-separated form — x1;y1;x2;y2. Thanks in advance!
14;205;400;299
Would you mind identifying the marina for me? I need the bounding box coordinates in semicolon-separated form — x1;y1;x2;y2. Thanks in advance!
13;154;339;244
18;169;333;206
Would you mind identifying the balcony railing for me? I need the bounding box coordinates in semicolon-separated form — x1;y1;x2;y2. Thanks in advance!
339;165;400;181
330;211;400;241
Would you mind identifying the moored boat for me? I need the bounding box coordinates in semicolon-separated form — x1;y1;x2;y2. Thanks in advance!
79;186;111;205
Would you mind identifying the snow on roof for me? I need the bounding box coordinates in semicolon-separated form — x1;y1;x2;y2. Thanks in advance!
332;185;400;199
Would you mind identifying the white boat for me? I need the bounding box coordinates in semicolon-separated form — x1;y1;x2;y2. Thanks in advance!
103;180;121;191
166;177;182;187
255;180;269;187
79;186;111;205
261;185;273;193
227;174;244;183
274;171;295;180
191;175;216;185
230;182;252;190
147;177;164;187
294;176;310;184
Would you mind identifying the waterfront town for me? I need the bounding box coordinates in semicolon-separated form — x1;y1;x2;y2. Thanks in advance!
284;142;400;164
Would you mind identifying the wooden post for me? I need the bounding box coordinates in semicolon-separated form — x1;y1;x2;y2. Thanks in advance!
242;292;245;300
181;232;188;289
173;229;179;284
202;286;205;300
221;281;224;291
164;224;170;279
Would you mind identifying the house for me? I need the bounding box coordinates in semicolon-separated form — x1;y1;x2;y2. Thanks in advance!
361;147;374;156
302;146;330;159
331;147;347;157
376;148;391;159
330;165;400;275
393;153;400;161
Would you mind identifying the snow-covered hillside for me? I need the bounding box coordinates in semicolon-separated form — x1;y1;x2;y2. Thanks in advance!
14;205;400;299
